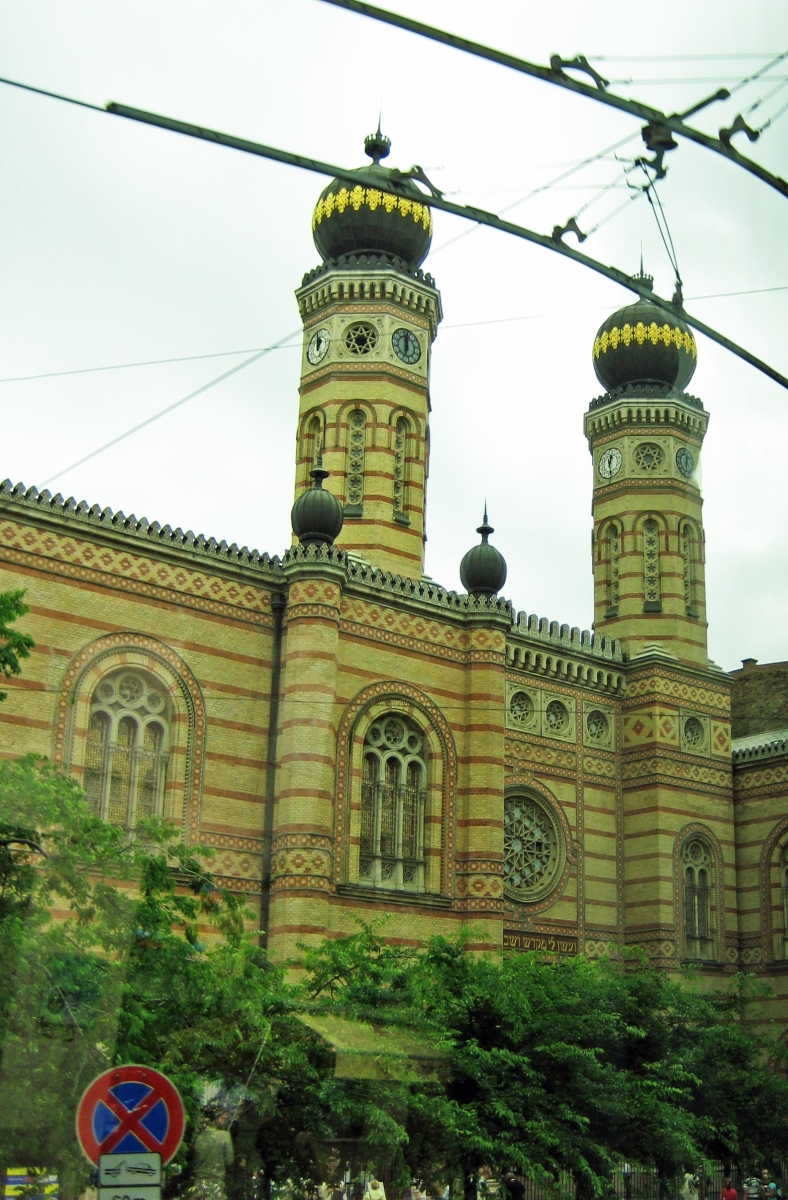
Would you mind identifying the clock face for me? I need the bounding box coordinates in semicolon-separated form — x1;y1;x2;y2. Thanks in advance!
392;327;421;365
307;328;330;366
598;447;623;480
676;446;695;478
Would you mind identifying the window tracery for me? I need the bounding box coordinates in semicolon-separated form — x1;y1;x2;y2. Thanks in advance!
682;838;714;959
82;669;169;828
643;518;662;610
359;714;426;891
604;522;621;616
393;417;409;518
681;521;699;617
346;409;366;511
504;792;565;903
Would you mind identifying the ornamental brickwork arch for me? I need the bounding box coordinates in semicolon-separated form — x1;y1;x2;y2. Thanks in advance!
759;817;788;964
335;681;457;895
673;822;726;963
54;633;206;844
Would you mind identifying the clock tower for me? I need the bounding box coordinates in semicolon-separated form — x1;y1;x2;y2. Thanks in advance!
584;274;709;667
293;131;442;578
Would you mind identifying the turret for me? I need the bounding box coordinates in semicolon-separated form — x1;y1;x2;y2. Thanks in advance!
293;131;442;577
584;272;709;666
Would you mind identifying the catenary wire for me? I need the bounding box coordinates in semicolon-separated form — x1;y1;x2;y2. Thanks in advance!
41;330;301;486
0;344;299;385
7;279;788;387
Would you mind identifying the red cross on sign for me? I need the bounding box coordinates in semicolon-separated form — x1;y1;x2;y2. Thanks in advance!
76;1065;185;1165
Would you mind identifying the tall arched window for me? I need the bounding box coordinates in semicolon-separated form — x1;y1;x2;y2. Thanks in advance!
82;669;169;828
682;839;714;959
602;521;621;617
307;414;322;464
681;521;699;617
345;409;366;515
642;518;662;612
392;417;409;522
359;714;426;891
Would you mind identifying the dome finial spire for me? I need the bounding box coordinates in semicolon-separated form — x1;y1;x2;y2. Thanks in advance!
460;505;507;598
364;124;391;163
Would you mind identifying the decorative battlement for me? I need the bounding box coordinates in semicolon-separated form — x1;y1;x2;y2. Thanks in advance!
733;732;788;765
589;382;704;412
507;614;625;693
585;389;708;439
0;480;284;575
297;258;442;333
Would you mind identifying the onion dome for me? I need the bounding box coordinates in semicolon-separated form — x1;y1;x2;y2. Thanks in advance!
291;457;344;547
312;130;433;270
592;271;697;393
460;508;507;598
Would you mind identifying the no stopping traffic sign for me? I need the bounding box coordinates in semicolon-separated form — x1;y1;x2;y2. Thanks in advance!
76;1065;185;1165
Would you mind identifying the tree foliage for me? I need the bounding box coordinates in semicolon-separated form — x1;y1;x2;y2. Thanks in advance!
0;588;33;701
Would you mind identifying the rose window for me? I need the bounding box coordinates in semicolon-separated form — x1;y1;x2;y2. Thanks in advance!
504;795;565;903
509;690;535;726
634;442;665;471
545;699;569;733
344;322;378;355
586;709;609;741
683;716;704;747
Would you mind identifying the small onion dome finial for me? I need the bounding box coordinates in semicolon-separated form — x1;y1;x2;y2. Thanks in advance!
290;454;344;547
592;273;697;394
460;507;507;598
364;126;391;163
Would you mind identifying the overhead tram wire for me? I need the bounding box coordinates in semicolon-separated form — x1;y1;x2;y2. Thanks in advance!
0;343;299;385
0;76;785;393
318;0;788;202
41;330;301;486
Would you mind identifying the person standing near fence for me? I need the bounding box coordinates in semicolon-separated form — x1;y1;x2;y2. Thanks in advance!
722;1177;738;1200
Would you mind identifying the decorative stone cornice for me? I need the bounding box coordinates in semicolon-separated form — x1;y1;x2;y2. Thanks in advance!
296;258;443;335
733;735;788;766
584;388;708;441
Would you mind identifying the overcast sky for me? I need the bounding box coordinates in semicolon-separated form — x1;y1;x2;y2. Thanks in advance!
0;1;786;672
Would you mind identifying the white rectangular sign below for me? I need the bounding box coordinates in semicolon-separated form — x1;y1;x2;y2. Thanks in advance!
98;1188;160;1200
98;1154;162;1187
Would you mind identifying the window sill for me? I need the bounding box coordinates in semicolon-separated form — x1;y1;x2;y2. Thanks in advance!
337;883;452;909
343;504;363;519
643;601;663;613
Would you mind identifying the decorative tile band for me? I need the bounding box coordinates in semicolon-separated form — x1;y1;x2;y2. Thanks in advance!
313;186;433;234
593;322;697;360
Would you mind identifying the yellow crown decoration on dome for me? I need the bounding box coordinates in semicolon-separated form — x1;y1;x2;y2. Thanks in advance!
312;185;432;234
594;321;696;361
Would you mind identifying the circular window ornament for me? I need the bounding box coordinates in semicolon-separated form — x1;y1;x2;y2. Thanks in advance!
634;442;665;472
509;690;535;726
504;794;566;903
545;699;569;733
118;675;144;705
683;716;704;747
586;709;609;742
344;322;379;355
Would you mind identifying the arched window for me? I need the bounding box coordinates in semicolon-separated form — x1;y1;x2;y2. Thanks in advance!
392;417;409;522
602;521;621;617
642;518;662;612
359;714;426;891
681;521;699;617
682;839;714;959
345;409;366;515
82;669;169;828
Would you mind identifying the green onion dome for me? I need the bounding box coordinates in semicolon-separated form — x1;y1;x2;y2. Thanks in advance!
592;275;697;393
291;460;344;547
460;509;507;598
312;131;433;270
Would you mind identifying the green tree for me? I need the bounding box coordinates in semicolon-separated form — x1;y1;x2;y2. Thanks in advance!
0;588;33;701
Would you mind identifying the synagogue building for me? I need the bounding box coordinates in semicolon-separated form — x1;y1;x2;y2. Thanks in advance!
2;132;787;1022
